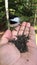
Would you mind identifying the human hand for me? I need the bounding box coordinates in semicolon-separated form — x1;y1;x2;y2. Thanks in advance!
0;22;37;65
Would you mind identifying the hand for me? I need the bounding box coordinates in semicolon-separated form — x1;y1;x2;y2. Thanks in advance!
0;22;37;65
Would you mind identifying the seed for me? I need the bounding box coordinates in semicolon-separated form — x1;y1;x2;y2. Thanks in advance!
9;35;29;53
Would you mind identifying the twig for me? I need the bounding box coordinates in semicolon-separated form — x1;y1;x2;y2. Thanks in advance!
5;0;10;29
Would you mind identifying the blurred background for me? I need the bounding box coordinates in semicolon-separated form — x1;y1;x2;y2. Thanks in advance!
0;0;37;44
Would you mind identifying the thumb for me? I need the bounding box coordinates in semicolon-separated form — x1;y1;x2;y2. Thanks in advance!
0;30;11;46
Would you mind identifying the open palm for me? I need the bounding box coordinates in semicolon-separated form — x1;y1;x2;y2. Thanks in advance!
0;22;37;65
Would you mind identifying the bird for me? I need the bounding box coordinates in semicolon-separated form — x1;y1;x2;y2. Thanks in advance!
9;13;20;24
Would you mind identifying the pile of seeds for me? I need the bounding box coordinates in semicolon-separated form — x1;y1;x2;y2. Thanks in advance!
9;35;29;53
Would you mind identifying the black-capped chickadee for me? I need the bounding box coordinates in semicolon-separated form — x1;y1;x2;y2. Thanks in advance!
9;14;20;24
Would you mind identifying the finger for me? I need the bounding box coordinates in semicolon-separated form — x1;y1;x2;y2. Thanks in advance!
24;23;30;37
18;22;26;35
0;30;11;46
27;26;36;47
29;26;36;42
12;25;21;40
12;22;26;39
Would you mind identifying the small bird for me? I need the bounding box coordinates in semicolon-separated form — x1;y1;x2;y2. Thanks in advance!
9;14;20;24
